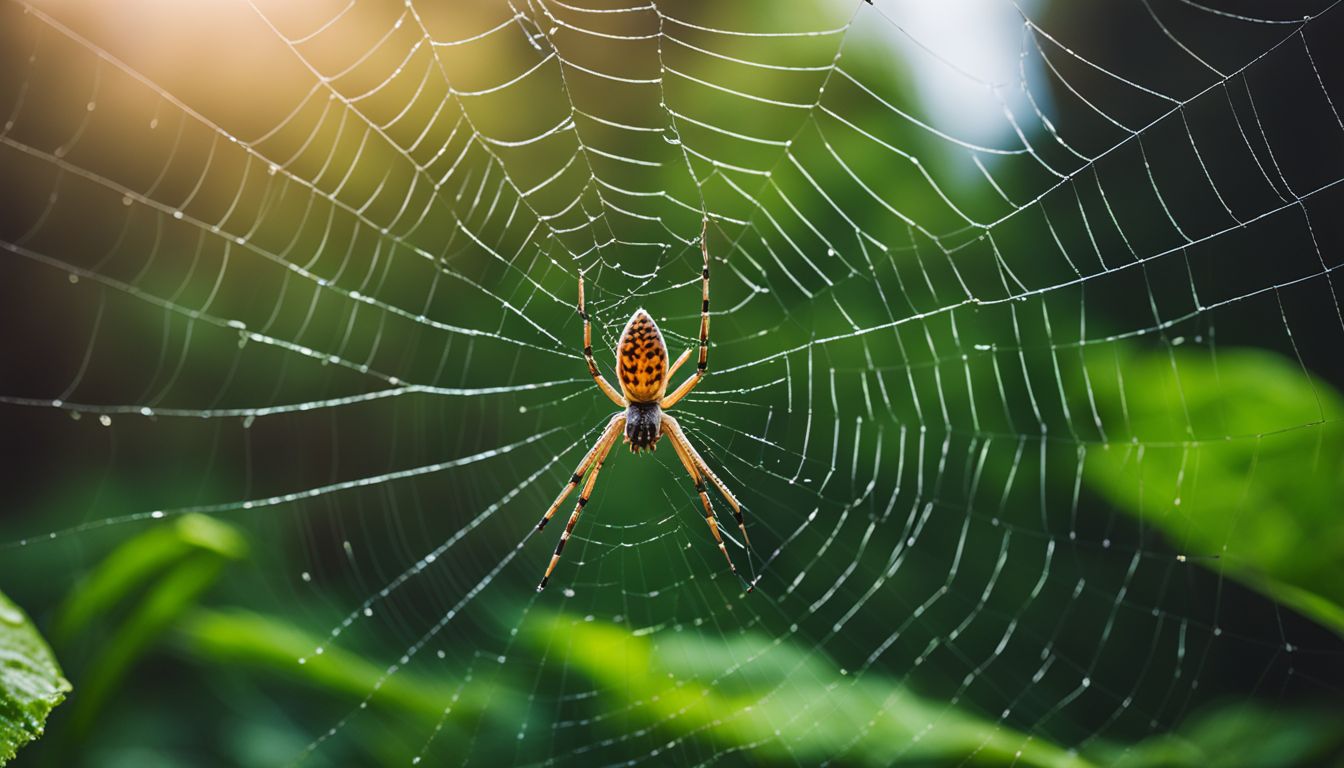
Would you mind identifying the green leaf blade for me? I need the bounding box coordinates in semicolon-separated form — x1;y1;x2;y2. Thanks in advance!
1080;346;1344;635
0;589;72;765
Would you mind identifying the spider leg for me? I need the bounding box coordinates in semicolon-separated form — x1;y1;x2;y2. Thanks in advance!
538;416;623;591
662;414;750;548
666;345;693;382
660;219;711;410
579;271;627;408
527;414;624;543
662;413;754;592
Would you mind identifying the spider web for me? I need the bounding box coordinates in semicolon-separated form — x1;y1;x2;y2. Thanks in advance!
2;0;1343;764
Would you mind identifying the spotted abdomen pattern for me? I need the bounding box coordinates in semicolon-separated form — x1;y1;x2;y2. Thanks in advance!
616;309;669;403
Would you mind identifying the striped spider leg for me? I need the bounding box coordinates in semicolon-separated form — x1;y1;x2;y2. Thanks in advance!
659;218;712;410
534;413;625;591
662;413;754;591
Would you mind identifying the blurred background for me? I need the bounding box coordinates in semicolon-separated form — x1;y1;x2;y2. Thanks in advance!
2;0;1343;765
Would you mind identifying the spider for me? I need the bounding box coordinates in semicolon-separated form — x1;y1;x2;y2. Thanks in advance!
531;220;754;593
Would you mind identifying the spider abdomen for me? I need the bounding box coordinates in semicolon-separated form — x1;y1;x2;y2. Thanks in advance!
624;402;662;452
616;309;669;403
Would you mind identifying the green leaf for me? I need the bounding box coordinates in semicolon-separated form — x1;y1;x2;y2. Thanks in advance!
54;514;248;645
1079;346;1344;634
522;613;1093;767
0;589;72;765
1097;700;1344;767
169;608;488;722
56;514;248;739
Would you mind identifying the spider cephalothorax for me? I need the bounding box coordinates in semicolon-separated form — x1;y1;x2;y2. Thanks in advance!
527;219;754;594
624;401;662;452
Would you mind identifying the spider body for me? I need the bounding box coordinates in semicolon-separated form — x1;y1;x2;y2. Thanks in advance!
530;220;754;593
617;309;669;451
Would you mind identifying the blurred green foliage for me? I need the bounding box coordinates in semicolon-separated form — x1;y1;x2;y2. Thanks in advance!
520;613;1094;767
1099;702;1344;768
170;608;503;726
0;590;70;765
1080;346;1344;636
54;515;246;741
12;508;1343;765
